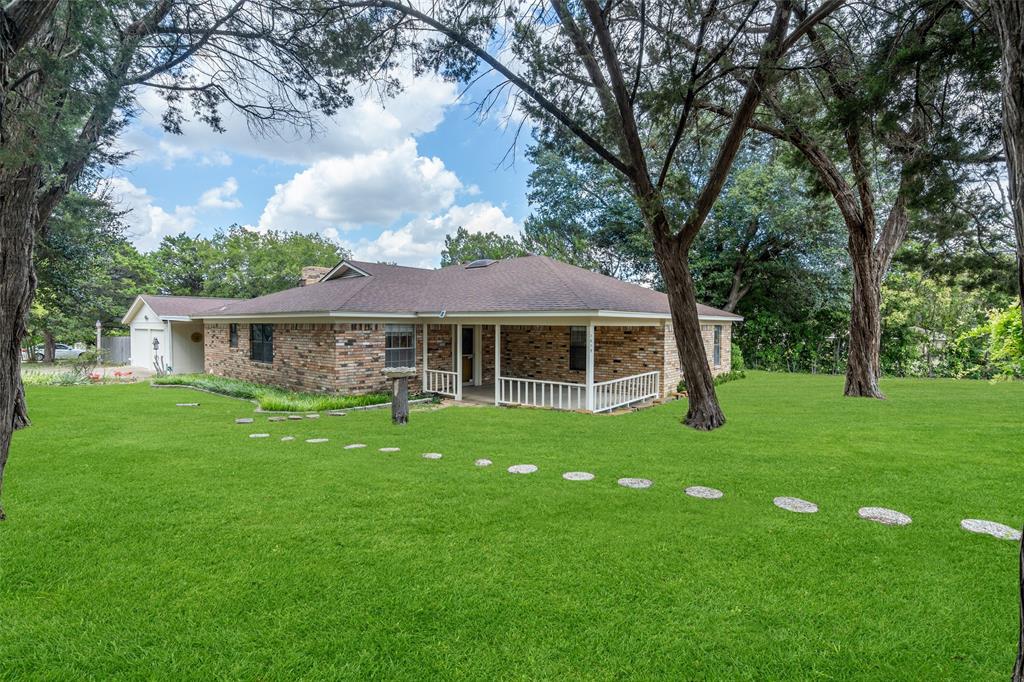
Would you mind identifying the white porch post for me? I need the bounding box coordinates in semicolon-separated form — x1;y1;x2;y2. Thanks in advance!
585;322;595;411
455;322;463;401
494;323;501;406
473;325;482;386
421;323;428;389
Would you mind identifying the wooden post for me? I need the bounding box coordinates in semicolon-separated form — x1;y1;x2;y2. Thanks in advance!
494;323;501;405
585;322;595;411
391;375;409;425
421;323;428;390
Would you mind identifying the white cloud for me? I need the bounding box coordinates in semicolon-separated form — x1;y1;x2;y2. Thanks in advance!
257;139;462;231
199;177;242;209
123;70;458;168
106;178;198;252
338;201;522;269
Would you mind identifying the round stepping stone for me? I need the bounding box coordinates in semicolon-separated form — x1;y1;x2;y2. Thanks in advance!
305;414;319;419
421;452;443;460
344;443;366;449
773;496;818;513
685;485;723;499
249;433;270;439
281;436;295;442
306;438;329;444
266;416;285;422
379;447;400;453
327;411;346;417
287;415;303;421
176;403;199;407
858;506;911;526
508;464;538;474
474;458;493;467
562;471;595;481
235;418;254;424
960;519;1021;541
617;477;652;489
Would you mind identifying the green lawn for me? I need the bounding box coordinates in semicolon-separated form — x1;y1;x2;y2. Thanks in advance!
1;372;1021;679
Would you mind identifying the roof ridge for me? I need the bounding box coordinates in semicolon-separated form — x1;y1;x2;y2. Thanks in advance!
535;255;591;309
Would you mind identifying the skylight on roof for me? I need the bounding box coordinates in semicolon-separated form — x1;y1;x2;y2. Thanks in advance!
466;259;496;269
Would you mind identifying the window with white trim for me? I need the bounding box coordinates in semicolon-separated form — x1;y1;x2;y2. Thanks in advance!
569;326;587;371
385;324;416;368
713;325;722;366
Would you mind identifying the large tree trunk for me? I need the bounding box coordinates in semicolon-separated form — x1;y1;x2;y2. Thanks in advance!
653;232;725;430
0;168;40;521
845;229;885;398
990;0;1024;320
1014;526;1023;682
42;330;55;363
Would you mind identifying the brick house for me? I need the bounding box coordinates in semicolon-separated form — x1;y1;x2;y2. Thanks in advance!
129;256;741;413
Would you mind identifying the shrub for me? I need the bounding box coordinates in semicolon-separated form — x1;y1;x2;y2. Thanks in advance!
152;374;400;412
676;369;747;393
731;343;745;371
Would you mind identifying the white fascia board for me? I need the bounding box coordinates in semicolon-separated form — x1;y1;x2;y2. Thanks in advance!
320;260;371;282
161;316;192;322
698;315;744;322
120;295;146;325
198;310;417;321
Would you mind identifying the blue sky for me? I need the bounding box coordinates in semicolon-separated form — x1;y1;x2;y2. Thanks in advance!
111;71;534;268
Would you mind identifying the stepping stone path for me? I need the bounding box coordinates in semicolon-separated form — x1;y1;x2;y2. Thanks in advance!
281;436;295;442
235;418;254;424
288;415;304;421
379;447;400;452
685;486;724;500
858;507;911;526
267;416;286;422
306;414;319;419
960;519;1021;541
421;453;443;460
328;411;346;416
508;464;538;474
176;403;199;407
306;438;329;444
617;477;652;489
344;443;366;449
474;459;493;467
249;433;270;439
773;497;818;513
562;471;595;481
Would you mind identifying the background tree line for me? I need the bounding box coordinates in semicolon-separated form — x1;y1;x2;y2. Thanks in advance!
27;205;346;360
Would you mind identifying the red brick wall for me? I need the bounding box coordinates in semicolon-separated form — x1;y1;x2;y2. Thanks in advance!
204;320;731;399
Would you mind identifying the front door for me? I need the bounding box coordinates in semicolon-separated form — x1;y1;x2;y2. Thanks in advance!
461;326;474;383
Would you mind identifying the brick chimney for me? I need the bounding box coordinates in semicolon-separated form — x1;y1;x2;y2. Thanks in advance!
298;265;330;287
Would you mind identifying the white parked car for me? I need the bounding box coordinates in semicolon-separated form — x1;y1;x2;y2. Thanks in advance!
32;343;88;361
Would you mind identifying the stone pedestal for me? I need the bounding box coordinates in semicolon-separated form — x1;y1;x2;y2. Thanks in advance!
383;368;417;425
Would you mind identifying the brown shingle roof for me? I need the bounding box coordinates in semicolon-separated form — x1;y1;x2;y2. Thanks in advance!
140;295;242;318
202;256;742;320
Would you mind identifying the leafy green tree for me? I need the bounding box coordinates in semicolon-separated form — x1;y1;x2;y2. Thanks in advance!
325;0;842;430
204;226;347;298
440;227;525;267
151;234;215;297
0;0;389;519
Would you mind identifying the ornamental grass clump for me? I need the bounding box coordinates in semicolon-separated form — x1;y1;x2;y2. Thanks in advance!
152;374;393;412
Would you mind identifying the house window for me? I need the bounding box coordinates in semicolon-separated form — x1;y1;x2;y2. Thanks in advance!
229;323;238;348
250;324;274;363
385;324;416;368
713;325;722;366
569;326;587;371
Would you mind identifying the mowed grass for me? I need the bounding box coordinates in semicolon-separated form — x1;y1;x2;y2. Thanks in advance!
1;372;1021;680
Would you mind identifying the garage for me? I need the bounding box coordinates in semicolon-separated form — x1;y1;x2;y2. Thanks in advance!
121;295;238;373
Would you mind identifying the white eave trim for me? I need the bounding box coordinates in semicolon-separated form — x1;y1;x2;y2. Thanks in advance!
121;295;146;325
198;308;741;322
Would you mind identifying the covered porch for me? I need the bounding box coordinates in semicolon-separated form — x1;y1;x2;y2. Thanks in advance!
418;320;667;413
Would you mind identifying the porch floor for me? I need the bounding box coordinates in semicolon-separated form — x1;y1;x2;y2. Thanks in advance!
457;383;588;410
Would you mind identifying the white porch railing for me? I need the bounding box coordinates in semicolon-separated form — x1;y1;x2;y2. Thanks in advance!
498;376;586;410
593;371;660;413
425;369;458;397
